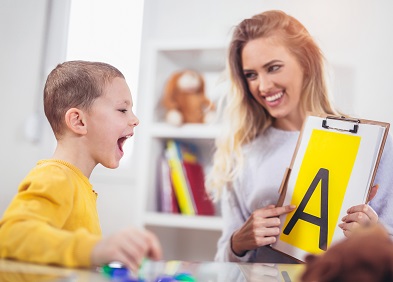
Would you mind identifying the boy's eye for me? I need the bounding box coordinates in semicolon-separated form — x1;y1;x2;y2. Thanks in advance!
119;109;127;113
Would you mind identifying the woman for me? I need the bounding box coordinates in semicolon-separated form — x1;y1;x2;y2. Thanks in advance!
207;10;393;263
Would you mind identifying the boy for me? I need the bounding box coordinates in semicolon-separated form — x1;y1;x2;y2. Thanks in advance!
0;61;162;271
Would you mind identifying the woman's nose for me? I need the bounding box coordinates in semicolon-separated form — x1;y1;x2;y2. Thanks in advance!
258;74;273;94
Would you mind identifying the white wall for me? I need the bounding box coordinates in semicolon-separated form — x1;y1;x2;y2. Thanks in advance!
0;0;70;216
0;0;48;215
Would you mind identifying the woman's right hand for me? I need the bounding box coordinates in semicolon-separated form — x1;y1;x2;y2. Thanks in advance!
231;204;296;256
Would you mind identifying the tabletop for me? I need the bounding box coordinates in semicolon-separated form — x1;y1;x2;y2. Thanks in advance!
0;259;305;282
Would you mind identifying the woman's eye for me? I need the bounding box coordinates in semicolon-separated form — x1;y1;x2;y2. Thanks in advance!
268;65;281;72
244;72;257;80
119;109;127;113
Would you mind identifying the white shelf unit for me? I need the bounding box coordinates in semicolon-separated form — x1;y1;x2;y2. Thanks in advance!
135;42;227;261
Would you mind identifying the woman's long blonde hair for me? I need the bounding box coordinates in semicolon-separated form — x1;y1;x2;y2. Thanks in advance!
206;10;339;198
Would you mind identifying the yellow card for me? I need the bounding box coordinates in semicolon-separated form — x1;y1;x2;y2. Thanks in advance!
280;129;361;254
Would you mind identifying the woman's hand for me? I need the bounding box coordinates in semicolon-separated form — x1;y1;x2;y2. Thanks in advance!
231;204;296;256
338;184;379;237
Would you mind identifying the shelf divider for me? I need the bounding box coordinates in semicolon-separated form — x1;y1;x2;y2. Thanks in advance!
144;212;223;231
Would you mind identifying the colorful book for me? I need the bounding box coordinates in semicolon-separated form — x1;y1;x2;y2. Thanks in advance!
157;154;180;213
165;140;215;216
182;161;215;216
165;140;196;215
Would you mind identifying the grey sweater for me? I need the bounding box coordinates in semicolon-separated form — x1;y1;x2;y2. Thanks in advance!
215;126;393;263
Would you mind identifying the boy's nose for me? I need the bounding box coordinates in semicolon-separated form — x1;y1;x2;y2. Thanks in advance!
130;114;139;127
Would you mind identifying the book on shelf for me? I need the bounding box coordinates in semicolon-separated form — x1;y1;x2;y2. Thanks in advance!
165;140;195;215
182;150;216;216
162;139;215;216
157;154;180;213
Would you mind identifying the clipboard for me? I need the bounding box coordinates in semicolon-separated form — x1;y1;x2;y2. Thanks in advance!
271;112;390;262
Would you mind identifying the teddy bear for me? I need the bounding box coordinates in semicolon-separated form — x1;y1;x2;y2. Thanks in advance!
301;224;393;282
161;70;215;126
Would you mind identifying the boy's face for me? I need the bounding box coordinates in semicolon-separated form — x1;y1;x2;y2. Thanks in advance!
85;77;139;169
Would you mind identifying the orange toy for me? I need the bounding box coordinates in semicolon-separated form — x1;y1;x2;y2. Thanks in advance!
161;70;215;126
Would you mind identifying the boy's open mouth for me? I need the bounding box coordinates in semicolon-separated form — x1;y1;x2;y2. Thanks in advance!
117;134;132;152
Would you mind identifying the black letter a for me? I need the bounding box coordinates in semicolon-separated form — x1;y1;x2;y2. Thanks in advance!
283;168;329;251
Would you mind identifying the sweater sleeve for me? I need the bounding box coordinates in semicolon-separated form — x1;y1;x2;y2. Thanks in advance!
215;185;254;262
369;133;393;236
0;166;101;267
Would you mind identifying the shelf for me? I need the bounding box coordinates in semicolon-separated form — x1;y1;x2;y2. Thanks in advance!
151;41;227;72
151;39;228;50
144;212;223;231
136;24;228;260
149;122;222;139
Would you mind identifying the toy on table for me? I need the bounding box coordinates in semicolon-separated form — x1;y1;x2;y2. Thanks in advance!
161;70;215;126
100;260;197;282
101;262;143;282
154;273;196;282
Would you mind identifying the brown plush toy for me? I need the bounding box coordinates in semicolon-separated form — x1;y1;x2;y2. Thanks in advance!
161;70;215;126
301;224;393;282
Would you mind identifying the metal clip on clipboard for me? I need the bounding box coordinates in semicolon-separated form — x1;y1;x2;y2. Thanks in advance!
321;116;360;134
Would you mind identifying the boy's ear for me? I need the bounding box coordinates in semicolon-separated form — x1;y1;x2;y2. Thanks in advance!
65;108;87;135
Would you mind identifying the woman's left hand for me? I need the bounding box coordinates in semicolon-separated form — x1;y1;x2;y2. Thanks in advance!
338;184;379;237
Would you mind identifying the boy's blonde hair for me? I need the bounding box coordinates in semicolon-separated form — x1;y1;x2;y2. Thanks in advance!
44;60;124;138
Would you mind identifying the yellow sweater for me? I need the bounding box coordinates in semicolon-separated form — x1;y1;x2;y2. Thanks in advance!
0;160;101;267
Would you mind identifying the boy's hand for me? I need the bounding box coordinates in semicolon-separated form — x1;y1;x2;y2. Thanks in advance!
91;227;162;272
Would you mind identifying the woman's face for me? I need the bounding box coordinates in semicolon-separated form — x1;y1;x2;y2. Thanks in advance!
241;36;305;131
